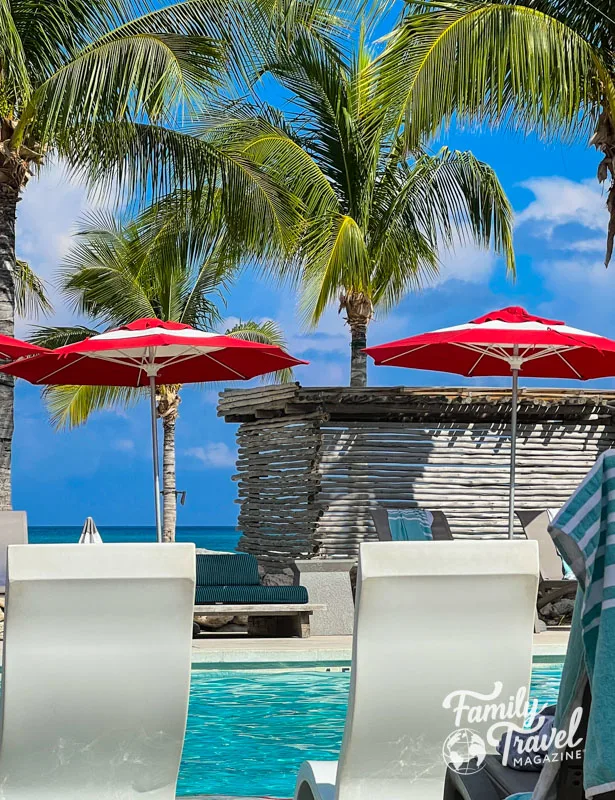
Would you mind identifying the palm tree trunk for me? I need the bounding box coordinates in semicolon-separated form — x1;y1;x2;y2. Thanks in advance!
341;291;373;388
592;111;615;266
349;319;368;387
0;187;17;510
159;385;181;542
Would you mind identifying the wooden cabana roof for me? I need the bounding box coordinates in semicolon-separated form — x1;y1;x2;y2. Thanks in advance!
218;384;615;424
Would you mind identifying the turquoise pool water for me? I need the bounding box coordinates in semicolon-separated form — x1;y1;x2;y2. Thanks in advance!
178;660;564;798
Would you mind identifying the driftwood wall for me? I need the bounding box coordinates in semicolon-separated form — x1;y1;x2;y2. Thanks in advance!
218;385;615;571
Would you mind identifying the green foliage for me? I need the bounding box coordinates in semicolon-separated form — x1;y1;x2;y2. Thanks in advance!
1;0;349;229
33;216;294;429
204;32;515;329
373;1;615;147
14;259;53;318
225;319;295;382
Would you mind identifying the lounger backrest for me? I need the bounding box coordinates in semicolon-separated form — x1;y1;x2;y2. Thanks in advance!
336;540;539;800
0;511;27;590
370;505;454;541
516;510;565;581
0;543;195;800
195;552;259;586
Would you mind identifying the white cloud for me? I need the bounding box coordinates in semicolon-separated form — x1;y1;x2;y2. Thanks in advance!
185;442;236;468
516;176;608;236
15;161;117;333
113;439;135;452
556;237;606;254
431;241;496;286
533;255;615;334
18;163;89;275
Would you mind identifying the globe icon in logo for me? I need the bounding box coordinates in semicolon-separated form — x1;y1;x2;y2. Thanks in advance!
442;728;487;774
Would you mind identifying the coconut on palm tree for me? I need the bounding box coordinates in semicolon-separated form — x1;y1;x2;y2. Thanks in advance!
29;215;293;541
372;0;615;263
197;32;515;386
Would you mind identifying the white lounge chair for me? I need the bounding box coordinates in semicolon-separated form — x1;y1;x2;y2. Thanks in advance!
294;540;539;800
0;510;27;593
0;543;195;800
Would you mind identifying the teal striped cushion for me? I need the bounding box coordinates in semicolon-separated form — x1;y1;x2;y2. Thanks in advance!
195;553;259;587
195;585;309;605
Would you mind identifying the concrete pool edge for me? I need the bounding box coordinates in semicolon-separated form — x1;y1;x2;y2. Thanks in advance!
190;630;569;667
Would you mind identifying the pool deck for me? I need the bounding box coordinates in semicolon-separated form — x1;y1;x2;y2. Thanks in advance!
190;628;570;667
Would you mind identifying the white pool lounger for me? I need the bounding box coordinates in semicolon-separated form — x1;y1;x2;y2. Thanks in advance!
0;543;195;800
294;540;540;800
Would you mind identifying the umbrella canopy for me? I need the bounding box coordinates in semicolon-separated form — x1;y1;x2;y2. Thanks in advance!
365;306;615;539
364;306;615;379
0;334;49;361
0;317;307;386
78;516;103;544
2;318;307;542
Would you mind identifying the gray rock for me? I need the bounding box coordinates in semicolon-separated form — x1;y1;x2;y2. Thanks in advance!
551;598;575;617
261;570;293;587
194;614;234;630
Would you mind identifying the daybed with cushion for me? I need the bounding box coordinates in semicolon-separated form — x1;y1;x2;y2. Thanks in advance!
194;552;325;638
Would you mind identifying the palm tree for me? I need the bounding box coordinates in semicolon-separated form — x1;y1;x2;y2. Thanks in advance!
30;215;293;541
372;1;615;264
198;32;515;385
0;0;347;509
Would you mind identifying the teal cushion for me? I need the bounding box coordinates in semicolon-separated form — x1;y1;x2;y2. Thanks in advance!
196;553;259;587
195;585;309;605
388;509;433;541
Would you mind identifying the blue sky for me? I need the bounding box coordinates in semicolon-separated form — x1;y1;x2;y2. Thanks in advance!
13;116;614;526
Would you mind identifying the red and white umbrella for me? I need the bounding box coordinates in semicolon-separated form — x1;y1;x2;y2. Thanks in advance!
365;306;615;537
0;335;49;361
2;318;307;541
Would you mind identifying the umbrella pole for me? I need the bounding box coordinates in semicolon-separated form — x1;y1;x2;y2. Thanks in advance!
149;376;163;543
508;360;520;540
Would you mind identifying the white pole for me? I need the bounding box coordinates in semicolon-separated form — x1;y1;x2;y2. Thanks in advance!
508;347;520;540
149;375;163;543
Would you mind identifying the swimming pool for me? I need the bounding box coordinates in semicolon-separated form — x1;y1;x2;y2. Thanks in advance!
178;660;563;798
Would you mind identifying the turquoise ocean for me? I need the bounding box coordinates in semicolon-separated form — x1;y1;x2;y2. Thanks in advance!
28;525;242;551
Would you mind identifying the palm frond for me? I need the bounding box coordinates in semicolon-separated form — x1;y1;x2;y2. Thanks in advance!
60;122;302;253
59;213;156;324
373;2;615;146
196;106;339;217
225;318;294;382
14;30;222;149
11;0;133;81
28;324;100;349
14;259;53;319
299;212;370;324
374;147;515;283
0;0;31;106
42;383;143;430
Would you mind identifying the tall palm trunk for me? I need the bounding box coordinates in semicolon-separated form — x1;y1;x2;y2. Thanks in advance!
0;122;36;510
0;186;18;510
341;291;373;388
592;111;615;265
158;385;181;542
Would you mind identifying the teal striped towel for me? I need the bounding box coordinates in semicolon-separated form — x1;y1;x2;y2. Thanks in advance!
388;509;433;541
522;449;615;800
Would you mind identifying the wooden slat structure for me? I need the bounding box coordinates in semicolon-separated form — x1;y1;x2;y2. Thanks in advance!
218;385;615;571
